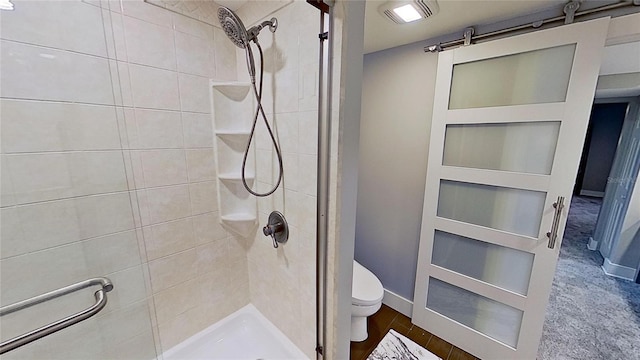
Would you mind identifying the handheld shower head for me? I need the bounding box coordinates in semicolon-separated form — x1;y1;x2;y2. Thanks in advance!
217;7;278;80
215;7;284;198
217;6;249;49
217;7;278;48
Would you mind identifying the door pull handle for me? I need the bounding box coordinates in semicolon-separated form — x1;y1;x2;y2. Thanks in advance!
547;196;565;249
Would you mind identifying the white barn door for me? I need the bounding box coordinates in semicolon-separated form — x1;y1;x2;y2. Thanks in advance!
412;18;610;359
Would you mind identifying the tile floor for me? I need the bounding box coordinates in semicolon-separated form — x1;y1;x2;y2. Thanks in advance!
350;304;478;360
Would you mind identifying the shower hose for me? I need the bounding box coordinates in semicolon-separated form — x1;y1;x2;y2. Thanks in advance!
241;42;284;197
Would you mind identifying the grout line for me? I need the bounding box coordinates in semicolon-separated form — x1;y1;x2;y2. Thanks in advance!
1;147;214;155
0;96;302;116
1;38;217;78
445;344;454;360
3;179;217;210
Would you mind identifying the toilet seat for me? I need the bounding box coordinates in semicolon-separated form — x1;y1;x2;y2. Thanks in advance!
352;261;383;306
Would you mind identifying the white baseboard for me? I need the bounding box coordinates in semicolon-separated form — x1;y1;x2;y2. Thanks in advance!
382;289;413;318
580;190;605;197
587;237;599;251
601;257;636;281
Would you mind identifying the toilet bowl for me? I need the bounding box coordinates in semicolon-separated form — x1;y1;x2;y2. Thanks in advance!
351;260;384;342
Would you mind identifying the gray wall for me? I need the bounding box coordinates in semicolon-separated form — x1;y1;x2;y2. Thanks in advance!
581;103;627;195
355;42;438;301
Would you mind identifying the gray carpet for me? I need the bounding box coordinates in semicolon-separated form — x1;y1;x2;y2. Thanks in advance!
538;196;640;360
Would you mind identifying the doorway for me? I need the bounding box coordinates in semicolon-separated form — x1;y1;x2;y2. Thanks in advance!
538;99;640;360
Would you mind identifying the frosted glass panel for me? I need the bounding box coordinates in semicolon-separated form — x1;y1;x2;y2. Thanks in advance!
443;122;561;174
449;44;576;109
437;180;545;237
432;231;533;295
427;278;523;348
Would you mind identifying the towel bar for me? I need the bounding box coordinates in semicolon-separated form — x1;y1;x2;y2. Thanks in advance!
0;277;114;354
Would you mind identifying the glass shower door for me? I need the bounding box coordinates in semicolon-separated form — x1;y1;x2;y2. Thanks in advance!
0;1;157;358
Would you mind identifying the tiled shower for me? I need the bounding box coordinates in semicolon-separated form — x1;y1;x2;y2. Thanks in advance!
0;0;319;358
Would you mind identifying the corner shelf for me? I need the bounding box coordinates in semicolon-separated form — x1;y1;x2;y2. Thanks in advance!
221;213;258;237
211;81;258;237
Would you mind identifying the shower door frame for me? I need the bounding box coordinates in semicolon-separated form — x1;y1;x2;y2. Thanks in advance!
411;17;610;359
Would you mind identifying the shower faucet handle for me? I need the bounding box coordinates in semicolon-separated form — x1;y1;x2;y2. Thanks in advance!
262;211;289;249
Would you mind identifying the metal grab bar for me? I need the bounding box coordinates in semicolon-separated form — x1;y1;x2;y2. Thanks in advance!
0;277;114;354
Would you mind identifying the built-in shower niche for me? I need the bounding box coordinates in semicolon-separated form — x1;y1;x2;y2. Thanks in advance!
211;81;258;237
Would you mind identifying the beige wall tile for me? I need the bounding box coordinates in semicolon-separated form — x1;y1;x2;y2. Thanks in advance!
172;13;214;41
178;74;211;113
134;109;184;149
198;266;230;306
148;249;197;292
189;181;218;215
7;151;128;205
129;63;180;110
298;110;318;155
2;193;135;258
123;15;176;70
273;69;299;113
106;8;128;60
192;212;227;245
96;300;154;345
1;157;15;208
256;150;274;185
282;189;301;228
82;230;141;275
112;61;134;107
299;193;317;237
182;112;214;148
100;265;149;313
275;112;299;154
143;218;196;260
140;149;188;188
141;185;191;225
0;208;21;258
0;100;121;153
120;0;172;27
0;0;107;57
298;154;317;196
157;306;202;351
124;150;146;190
195;239;227;275
106;329;157;360
282;153;299;191
0;242;88;304
153;278;199;325
186;149;216;182
0;40;114;105
213;27;238;81
298;62;319;112
175;31;215;77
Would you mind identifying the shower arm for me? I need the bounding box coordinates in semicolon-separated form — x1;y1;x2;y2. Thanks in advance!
247;18;278;42
247;18;278;43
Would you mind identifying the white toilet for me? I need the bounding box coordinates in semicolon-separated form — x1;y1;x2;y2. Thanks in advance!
351;260;384;342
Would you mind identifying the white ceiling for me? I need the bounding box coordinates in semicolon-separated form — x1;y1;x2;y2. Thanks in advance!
215;0;249;11
364;0;568;54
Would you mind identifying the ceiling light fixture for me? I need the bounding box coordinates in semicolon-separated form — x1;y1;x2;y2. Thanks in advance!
378;0;439;25
393;4;422;23
0;0;14;10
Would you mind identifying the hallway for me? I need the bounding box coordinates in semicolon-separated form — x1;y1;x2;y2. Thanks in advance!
538;196;640;360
